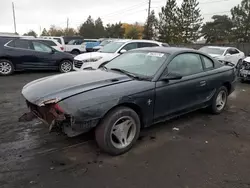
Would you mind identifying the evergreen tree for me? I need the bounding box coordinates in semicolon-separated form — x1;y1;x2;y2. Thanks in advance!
79;16;95;38
143;10;158;40
94;17;105;38
41;28;48;36
231;0;250;42
158;0;181;43
178;0;203;43
201;15;233;43
105;22;125;38
23;30;37;37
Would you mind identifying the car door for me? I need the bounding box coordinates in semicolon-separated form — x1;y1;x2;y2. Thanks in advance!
154;53;209;123
5;39;37;70
29;41;58;69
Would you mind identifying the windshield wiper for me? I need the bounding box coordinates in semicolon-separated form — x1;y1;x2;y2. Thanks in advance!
110;68;148;80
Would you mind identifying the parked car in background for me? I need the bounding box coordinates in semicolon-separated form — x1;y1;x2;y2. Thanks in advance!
39;36;65;50
92;39;117;52
20;47;236;155
65;39;86;55
0;38;73;75
199;46;245;66
73;39;169;70
236;55;250;82
35;38;65;52
63;36;83;45
84;39;101;52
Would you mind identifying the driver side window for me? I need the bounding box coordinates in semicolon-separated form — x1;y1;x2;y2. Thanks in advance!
168;53;203;76
121;43;138;51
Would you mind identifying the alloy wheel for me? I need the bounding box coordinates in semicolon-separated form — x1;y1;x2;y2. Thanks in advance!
110;116;137;149
216;90;227;111
60;61;72;73
0;61;12;75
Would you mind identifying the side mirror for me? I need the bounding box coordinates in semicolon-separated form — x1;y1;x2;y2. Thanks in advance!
225;53;231;57
120;49;127;54
161;72;182;81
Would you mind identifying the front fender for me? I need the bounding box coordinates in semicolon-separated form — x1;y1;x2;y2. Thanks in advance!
59;95;119;131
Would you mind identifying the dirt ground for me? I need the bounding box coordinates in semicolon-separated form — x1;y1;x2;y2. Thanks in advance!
1;72;250;188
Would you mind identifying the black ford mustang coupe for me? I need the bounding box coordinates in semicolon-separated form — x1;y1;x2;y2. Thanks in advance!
20;47;236;155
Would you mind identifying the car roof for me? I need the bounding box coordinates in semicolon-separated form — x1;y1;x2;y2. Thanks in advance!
131;46;196;54
112;39;162;44
201;46;231;50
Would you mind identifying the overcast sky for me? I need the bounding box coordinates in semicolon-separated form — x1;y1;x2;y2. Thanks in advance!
0;0;240;35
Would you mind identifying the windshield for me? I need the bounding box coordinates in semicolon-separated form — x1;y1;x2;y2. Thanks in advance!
105;51;168;78
199;47;225;55
99;40;111;46
99;42;125;53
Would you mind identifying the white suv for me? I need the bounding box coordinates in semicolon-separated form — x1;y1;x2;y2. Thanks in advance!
35;38;64;52
73;39;168;70
39;36;65;51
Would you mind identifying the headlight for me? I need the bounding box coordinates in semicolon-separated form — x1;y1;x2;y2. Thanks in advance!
83;56;102;62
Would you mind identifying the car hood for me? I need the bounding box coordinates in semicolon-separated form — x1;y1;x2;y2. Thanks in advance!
93;45;102;49
244;57;250;62
74;51;115;61
22;70;132;106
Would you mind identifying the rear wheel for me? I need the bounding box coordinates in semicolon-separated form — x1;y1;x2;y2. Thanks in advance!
95;106;141;155
0;59;14;76
71;50;80;55
209;86;228;114
59;60;72;73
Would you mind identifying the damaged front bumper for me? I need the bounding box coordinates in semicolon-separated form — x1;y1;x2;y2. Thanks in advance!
19;100;78;137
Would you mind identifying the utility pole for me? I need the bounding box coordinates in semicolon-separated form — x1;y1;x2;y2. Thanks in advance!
12;2;17;34
146;0;151;39
66;18;69;36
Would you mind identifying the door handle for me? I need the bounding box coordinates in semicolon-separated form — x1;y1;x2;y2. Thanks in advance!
200;81;206;86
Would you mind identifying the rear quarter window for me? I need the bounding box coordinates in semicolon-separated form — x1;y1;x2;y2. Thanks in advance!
201;55;214;69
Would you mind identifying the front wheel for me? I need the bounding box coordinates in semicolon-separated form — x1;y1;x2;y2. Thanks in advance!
209;86;228;114
95;107;141;155
59;60;72;73
0;59;14;76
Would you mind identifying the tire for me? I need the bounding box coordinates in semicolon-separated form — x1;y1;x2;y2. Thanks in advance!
59;60;72;73
236;59;243;69
71;50;80;55
0;59;14;76
95;106;141;156
209;86;228;114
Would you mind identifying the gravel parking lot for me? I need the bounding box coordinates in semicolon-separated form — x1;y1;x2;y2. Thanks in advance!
1;72;250;188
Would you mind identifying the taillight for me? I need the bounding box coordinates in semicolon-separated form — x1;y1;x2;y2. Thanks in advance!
60;47;64;51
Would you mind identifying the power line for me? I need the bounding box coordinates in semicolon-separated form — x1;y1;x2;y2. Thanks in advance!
102;9;148;22
203;10;230;15
100;1;148;18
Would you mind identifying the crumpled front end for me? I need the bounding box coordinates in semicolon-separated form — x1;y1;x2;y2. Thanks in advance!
237;59;250;80
19;100;84;137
